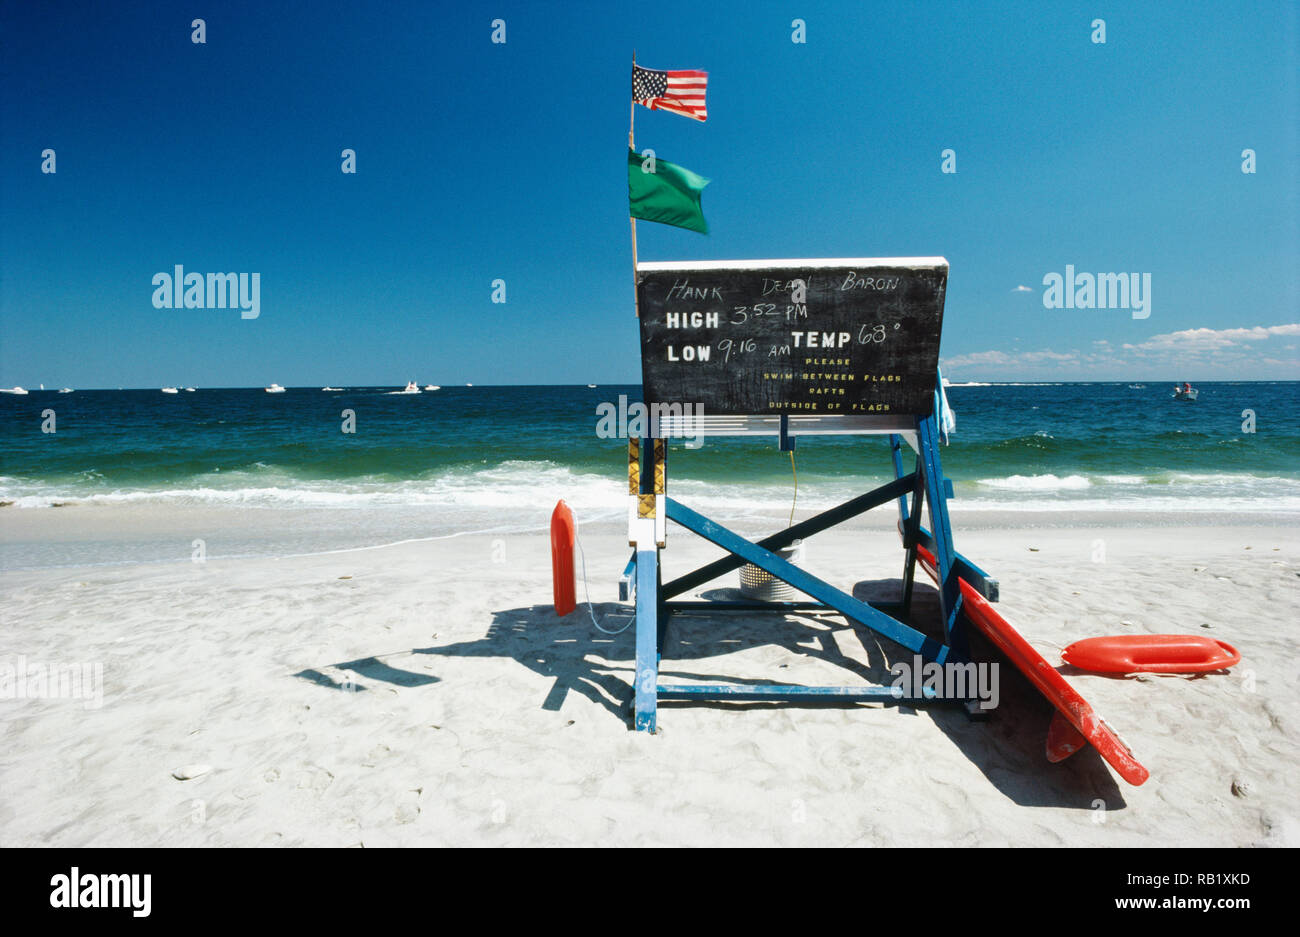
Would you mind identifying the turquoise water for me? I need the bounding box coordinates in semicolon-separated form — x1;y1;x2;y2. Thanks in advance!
2;382;1298;520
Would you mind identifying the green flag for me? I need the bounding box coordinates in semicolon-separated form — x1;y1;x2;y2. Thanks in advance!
628;148;710;234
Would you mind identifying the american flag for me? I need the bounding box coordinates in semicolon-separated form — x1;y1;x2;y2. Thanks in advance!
632;64;708;122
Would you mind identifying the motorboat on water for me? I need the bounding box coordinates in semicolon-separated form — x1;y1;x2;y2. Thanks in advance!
59;388;74;393
1171;382;1198;401
396;381;421;394
161;386;179;394
321;386;343;392
265;383;286;394
423;384;440;391
184;387;196;392
1;386;29;395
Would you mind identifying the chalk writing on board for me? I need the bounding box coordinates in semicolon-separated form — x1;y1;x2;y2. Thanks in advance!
638;260;947;416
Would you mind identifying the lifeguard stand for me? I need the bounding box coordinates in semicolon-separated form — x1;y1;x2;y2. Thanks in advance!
620;258;983;728
617;257;1149;787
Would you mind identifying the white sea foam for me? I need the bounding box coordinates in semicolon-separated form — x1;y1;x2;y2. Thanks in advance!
953;495;1300;513
976;474;1092;491
4;462;1299;515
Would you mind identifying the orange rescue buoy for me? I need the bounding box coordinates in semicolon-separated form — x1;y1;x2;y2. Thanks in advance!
550;500;576;616
1062;634;1240;674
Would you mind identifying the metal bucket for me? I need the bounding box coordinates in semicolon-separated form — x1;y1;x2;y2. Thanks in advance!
739;540;804;601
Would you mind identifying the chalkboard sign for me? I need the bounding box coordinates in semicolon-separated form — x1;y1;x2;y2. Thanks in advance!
638;258;948;417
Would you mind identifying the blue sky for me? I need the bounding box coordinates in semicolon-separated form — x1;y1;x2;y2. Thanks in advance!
2;0;1296;387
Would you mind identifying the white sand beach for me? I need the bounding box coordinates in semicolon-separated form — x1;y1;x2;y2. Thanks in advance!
1;507;1297;847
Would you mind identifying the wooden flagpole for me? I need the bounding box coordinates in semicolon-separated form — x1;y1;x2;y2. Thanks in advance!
630;51;640;317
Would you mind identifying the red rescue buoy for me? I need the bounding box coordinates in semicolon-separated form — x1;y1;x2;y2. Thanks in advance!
1062;634;1240;674
550;500;576;617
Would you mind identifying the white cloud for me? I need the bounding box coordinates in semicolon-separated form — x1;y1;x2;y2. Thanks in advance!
942;348;1078;368
942;323;1299;380
1122;323;1300;354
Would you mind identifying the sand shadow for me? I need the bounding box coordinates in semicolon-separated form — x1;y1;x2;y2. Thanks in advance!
845;579;1128;809
295;668;369;692
293;575;1129;807
644;577;1125;806
661;576;1128;809
414;603;638;722
294;655;440;692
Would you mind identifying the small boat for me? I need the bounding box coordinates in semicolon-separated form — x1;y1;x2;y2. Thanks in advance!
423;384;440;391
58;388;74;394
1171;382;1198;401
184;387;196;392
466;383;473;387
587;383;597;388
321;386;343;392
1063;634;1240;674
394;381;421;394
1;386;29;395
265;384;286;394
161;387;179;394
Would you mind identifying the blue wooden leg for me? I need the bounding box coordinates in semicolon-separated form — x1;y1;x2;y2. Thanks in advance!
900;463;925;620
888;434;910;519
917;414;965;654
634;547;659;732
890;434;926;620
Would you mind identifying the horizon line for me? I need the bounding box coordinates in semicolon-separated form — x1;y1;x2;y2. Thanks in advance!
3;379;1297;392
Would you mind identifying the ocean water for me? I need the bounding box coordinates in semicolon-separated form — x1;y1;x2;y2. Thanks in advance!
2;383;1298;565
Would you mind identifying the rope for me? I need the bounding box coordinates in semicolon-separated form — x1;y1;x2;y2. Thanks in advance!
573;516;634;635
788;449;798;528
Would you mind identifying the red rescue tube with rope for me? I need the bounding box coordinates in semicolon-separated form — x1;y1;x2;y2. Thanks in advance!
1062;634;1240;674
550;500;576;617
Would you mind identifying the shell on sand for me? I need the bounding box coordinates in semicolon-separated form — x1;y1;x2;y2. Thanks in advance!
172;764;212;780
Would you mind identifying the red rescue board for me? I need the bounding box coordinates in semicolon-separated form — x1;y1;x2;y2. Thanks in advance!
915;544;1149;786
550;500;576;617
1046;710;1088;762
1062;634;1240;674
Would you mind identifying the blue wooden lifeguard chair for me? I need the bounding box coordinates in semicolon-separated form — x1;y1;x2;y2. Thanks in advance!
620;257;999;732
